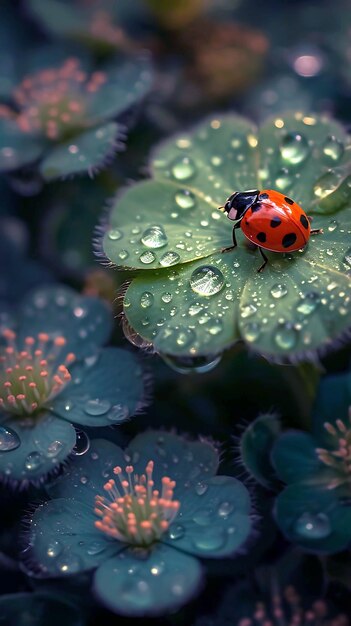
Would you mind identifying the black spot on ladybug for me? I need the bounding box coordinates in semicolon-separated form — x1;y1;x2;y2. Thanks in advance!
257;232;267;243
282;233;297;248
251;203;262;213
284;196;294;205
300;214;309;229
258;193;269;200
270;217;281;228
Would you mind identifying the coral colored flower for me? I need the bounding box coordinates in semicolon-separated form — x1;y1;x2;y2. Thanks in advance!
0;285;147;486
272;406;351;553
0;53;152;180
25;432;251;616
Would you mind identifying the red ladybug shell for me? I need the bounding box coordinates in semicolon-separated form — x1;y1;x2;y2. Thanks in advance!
240;189;311;252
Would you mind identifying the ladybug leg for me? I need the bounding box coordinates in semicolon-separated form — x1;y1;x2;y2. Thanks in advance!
257;247;268;273
221;221;241;253
311;228;323;235
307;215;313;222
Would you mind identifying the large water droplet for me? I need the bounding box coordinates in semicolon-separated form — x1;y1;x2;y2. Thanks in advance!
107;404;129;422
108;228;123;241
86;541;106;556
242;322;261;342
141;225;168;249
270;283;288;299
294;512;331;539
168;524;185;540
46;440;64;458
296;292;320;315
0;426;20;452
72;430;90;456
161;292;172;303
313;170;340;199
171;156;196;181
175;189;197;210
195;482;208;496
140;292;154;308
218;501;234;517
190;265;224;296
159;250;181;267
25;451;44;471
274;323;298;350
322;136;344;162
84;399;111;416
192;531;226;551
139;251;156;264
280;132;309;165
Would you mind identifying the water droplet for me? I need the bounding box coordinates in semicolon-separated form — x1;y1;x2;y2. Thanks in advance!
0;426;20;452
141;225;168;249
72;430;90;456
240;303;257;318
80;475;88;484
280;132;309;165
322;136;344;162
171;156;196;181
328;219;338;232
168;524;185;540
139;251;156;264
190;266;224;296
195;482;208;496
275;168;293;191
107;404;130;422
313;170;340;199
84;399;111;416
161;292;172;303
207;318;223;335
270;283;288;299
294;512;331;539
108;228;123;241
119;249;129;260
242;322;261;342
25;451;44;471
46;440;64;458
86;541;106;556
159;250;181;267
296;292;320;315
274;323;298;350
343;247;351;268
218;501;234;517
193;509;212;526
140;292;154;308
47;541;62;558
192;531;226;551
57;554;83;574
175;189;197;210
63;400;75;412
161;353;221;374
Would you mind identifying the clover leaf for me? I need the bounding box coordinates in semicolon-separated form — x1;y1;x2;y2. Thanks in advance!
101;112;351;363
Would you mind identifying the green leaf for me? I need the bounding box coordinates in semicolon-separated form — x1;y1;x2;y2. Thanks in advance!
240;413;281;489
39;122;121;180
102;113;351;362
0;119;45;172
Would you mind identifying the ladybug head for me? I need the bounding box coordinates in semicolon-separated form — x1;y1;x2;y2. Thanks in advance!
220;190;259;221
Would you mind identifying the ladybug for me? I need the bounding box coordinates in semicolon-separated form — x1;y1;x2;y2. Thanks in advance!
219;189;323;272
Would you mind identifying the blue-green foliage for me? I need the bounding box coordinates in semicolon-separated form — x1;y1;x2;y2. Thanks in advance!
0;592;84;626
0;286;146;485
26;432;251;616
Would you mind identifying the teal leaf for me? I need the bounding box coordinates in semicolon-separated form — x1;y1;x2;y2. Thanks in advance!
0;119;45;172
271;431;322;484
94;544;203;616
51;348;146;427
0;592;84;626
274;483;351;553
47;439;127;502
39;122;122;181
17;286;112;360
86;56;153;125
0;413;76;485
126;431;219;498
240;413;281;489
27;498;121;576
102;113;351;362
163;476;251;558
312;372;351;441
